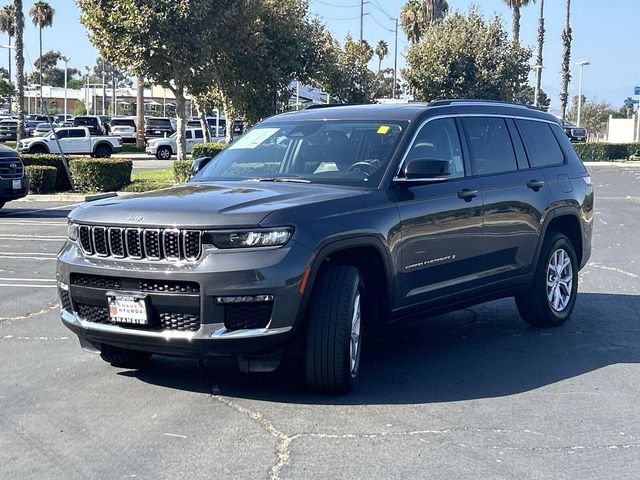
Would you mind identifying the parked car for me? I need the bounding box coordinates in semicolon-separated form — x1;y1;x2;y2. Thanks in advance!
18;126;122;157
55;114;74;124
186;118;225;137
560;120;587;143
0;119;18;142
0;144;29;209
109;117;137;144
144;117;175;139
32;122;55;137
145;128;205;159
26;114;54;123
25;120;43;137
73;115;106;136
99;116;112;135
57;100;593;394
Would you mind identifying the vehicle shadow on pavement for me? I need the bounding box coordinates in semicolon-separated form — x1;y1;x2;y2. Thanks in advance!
121;292;640;404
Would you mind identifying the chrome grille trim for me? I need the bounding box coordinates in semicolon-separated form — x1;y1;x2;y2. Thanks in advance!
77;225;202;262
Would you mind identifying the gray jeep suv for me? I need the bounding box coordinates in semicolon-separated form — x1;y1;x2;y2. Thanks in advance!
57;100;593;393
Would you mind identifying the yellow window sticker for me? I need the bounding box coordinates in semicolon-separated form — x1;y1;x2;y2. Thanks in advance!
377;125;390;134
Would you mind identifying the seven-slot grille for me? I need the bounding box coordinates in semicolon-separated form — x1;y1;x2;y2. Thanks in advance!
0;158;24;179
78;225;202;261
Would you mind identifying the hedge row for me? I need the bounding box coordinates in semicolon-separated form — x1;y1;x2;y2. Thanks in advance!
69;159;132;192
173;160;192;183
25;165;57;194
20;154;73;191
191;142;226;159
573;143;640;162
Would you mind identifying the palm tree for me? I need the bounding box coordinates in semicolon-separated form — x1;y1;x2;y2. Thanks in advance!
375;40;388;73
29;1;54;109
559;0;571;119
400;0;448;44
535;0;544;107
503;0;534;45
0;5;15;113
13;0;25;142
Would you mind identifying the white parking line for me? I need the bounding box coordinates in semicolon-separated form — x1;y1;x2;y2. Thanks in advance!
0;284;57;288
0;234;67;239
0;252;57;256
0;221;67;226
0;256;57;261
0;277;56;282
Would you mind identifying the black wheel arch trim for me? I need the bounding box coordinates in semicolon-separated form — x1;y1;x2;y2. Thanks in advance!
28;142;49;154
533;207;585;271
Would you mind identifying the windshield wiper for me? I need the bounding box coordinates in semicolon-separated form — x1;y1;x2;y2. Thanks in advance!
247;177;311;184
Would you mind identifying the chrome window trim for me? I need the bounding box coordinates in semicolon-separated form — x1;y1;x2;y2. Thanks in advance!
393;113;560;180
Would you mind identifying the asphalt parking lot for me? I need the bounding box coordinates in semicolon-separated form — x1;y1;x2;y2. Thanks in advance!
1;164;639;479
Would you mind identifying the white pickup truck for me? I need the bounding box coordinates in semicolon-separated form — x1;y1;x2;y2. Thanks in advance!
18;127;123;158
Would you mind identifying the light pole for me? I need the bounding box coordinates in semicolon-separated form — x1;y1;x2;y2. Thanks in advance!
576;60;590;127
61;56;70;119
101;70;106;115
532;64;543;107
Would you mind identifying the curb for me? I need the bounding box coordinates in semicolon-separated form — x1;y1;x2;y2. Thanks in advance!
14;192;118;203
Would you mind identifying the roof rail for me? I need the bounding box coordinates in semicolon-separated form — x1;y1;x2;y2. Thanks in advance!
304;103;356;110
428;99;541;111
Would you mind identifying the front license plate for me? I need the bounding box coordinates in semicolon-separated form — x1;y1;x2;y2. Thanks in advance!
12;179;21;190
154;130;162;134
107;294;149;325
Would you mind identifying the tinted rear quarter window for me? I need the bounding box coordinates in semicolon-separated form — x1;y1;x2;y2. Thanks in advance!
461;117;518;175
516;120;565;167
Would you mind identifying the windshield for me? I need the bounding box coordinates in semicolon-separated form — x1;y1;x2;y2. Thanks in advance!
192;120;404;186
111;119;134;127
147;118;170;127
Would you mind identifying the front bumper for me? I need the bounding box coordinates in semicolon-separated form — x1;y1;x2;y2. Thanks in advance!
57;239;312;357
145;145;158;155
1;176;29;201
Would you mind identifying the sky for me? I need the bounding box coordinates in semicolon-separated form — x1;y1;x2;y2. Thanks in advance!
2;0;637;115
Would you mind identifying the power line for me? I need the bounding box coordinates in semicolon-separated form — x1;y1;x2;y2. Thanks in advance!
315;13;362;21
368;0;395;21
369;12;395;33
313;0;360;8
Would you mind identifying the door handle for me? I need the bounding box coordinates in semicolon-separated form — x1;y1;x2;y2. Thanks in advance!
457;189;479;201
527;179;545;190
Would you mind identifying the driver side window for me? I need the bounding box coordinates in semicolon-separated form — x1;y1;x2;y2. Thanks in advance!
406;118;465;178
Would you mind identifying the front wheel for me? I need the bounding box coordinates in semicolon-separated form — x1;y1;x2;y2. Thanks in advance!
29;145;48;154
305;265;364;394
516;233;578;327
100;345;152;369
156;146;172;160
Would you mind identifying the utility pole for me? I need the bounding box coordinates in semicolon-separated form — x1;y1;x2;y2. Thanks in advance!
576;60;590;127
393;18;398;99
136;76;145;149
360;0;364;42
61;55;69;118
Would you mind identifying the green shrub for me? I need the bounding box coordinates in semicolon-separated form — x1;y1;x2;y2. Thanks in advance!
20;154;74;191
25;165;57;194
191;142;226;159
70;158;132;192
173;160;192;183
573;143;640;162
121;179;174;192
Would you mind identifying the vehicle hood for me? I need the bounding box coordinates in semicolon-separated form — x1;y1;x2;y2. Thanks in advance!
69;181;367;228
19;136;42;145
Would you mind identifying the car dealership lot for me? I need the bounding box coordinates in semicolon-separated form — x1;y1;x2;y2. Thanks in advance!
1;165;639;479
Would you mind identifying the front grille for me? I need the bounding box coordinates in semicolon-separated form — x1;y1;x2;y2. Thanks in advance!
70;273;121;289
139;280;200;294
74;303;201;332
59;288;72;311
76;303;110;324
224;302;273;331
0;158;24;179
158;312;201;332
77;225;203;262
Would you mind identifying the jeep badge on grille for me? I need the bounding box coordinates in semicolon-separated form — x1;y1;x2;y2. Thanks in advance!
127;215;144;222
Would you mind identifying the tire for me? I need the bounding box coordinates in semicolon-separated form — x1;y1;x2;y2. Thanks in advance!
29;144;47;154
95;144;112;158
305;265;364;394
0;202;5;209
515;233;578;327
100;345;152;369
156;146;172;160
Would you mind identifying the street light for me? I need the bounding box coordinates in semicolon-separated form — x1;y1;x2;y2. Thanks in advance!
576;60;590;127
61;56;70;119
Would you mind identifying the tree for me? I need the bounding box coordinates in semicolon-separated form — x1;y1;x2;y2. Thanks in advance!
503;0;534;45
514;84;550;111
13;0;25;142
567;95;614;138
374;68;399;99
29;1;55;104
78;0;232;159
534;0;544;107
28;50;80;87
559;0;572;119
375;40;388;73
73;99;87;116
0;4;15;112
400;0;448;44
615;99;635;119
403;9;531;102
0;78;15;106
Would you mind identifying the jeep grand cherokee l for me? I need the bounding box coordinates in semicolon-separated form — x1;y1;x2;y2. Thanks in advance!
57;100;593;394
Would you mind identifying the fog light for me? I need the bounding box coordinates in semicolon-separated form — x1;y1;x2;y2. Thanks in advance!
215;295;274;304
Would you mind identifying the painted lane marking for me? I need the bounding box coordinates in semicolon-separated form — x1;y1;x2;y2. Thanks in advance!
0;284;58;288
0;277;56;282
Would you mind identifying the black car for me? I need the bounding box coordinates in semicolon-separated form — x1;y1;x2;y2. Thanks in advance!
144;117;175;139
0;119;18;142
73;116;106;136
561;120;587;142
57;100;593;393
0;144;29;208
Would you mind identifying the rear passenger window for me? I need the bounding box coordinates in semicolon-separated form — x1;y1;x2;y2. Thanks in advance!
69;129;85;138
461;117;518;175
516;120;565;167
194;130;203;139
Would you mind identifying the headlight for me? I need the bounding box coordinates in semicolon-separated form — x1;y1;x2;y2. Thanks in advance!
68;222;79;241
205;227;293;249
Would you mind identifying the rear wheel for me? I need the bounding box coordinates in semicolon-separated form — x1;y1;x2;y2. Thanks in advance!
516;233;578;327
100;345;151;369
156;146;172;160
305;265;364;394
95;144;112;158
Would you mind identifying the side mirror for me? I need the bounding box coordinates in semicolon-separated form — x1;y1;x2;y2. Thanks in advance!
396;158;451;184
189;156;212;179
